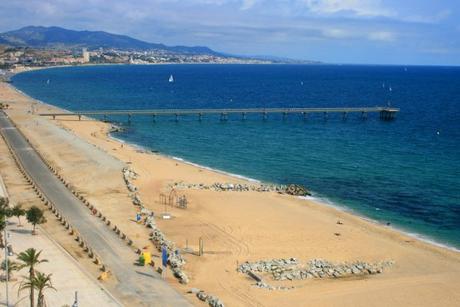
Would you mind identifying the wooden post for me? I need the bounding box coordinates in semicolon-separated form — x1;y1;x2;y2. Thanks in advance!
199;237;204;256
152;113;156;122
242;112;246;120
175;113;179;122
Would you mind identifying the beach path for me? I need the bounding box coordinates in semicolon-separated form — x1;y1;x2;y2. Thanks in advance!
0;111;191;307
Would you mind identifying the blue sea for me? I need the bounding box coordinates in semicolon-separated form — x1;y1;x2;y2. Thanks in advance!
11;64;460;250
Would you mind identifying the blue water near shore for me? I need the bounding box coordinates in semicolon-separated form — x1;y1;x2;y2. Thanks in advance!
11;64;460;249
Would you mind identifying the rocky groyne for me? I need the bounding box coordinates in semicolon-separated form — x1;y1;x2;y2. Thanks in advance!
238;258;394;289
171;182;311;196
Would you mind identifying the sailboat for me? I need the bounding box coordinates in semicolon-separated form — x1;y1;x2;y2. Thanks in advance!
168;74;174;83
46;79;50;85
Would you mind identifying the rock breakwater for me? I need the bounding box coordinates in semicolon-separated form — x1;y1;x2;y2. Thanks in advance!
171;182;311;196
238;258;394;283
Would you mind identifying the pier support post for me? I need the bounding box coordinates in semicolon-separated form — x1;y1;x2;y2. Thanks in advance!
262;112;268;121
342;112;347;120
152;114;156;122
198;113;202;121
302;112;307;120
175;113;179;122
361;111;368;120
78;115;82;121
242;112;246;121
128;114;132;124
323;112;328;120
103;114;107;122
282;112;287;120
379;110;395;121
220;113;228;121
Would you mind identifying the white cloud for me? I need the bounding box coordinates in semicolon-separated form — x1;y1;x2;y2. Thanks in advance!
302;0;395;17
367;31;395;41
322;28;352;38
240;0;258;10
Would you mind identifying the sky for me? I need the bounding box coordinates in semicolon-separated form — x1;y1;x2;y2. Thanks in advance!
1;0;460;65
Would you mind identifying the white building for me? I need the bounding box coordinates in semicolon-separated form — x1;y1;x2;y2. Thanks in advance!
82;48;90;63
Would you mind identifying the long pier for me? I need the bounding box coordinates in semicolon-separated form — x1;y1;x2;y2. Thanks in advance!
39;107;399;121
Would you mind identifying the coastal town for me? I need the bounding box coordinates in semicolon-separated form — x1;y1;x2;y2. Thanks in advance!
0;46;272;72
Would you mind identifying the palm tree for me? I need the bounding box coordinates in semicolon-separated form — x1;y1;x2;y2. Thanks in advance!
1;258;20;280
35;272;56;307
19;272;56;307
17;248;48;307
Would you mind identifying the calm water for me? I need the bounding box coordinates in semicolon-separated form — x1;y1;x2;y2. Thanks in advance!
11;64;460;249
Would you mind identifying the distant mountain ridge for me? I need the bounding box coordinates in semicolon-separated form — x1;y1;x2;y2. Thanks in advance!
0;26;221;55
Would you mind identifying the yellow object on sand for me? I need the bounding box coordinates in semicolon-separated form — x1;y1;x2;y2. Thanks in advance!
142;252;152;265
98;271;110;281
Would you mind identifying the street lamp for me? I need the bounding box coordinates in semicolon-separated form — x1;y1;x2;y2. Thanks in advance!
72;291;78;307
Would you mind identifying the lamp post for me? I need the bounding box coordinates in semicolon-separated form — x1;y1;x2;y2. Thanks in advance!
72;291;78;307
4;224;9;307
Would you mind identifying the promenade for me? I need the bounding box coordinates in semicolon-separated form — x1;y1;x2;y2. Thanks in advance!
0;219;121;307
0;111;191;306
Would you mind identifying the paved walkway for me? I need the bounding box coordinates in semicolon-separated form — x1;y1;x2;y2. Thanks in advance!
0;220;121;307
0;111;190;306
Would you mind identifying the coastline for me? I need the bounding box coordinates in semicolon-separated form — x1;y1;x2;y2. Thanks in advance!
13;74;459;253
109;132;460;254
3;69;460;306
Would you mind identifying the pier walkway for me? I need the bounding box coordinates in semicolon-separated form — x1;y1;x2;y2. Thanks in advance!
39;107;400;121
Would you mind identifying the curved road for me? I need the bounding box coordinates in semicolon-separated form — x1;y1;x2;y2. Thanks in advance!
0;111;191;306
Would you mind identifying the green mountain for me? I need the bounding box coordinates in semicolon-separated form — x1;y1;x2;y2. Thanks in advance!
0;26;220;55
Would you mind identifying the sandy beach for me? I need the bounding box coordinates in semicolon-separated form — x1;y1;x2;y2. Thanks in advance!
1;79;460;306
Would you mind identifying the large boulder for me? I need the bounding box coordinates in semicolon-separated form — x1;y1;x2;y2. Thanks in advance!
284;184;311;196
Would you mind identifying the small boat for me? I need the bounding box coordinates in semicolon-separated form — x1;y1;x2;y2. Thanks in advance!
168;74;174;83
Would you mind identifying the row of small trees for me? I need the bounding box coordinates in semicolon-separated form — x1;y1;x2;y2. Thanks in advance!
0;198;46;247
1;197;52;306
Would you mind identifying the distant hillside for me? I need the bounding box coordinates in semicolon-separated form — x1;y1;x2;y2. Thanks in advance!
0;26;221;55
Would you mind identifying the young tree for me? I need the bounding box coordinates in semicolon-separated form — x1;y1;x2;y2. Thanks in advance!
17;248;48;307
12;204;26;227
26;206;46;235
0;197;12;247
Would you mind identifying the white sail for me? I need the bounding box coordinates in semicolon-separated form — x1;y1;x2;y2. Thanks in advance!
169;74;174;83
